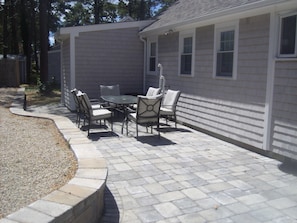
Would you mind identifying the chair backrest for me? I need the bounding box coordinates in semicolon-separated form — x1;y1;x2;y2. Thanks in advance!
136;95;162;124
71;88;80;111
146;87;161;97
79;93;93;117
162;90;181;111
100;84;120;96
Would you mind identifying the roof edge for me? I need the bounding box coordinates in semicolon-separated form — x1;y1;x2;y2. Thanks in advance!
140;0;292;36
56;20;155;40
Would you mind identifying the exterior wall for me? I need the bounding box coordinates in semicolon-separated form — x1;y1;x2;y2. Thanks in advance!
75;27;144;99
48;50;61;85
61;39;72;109
151;14;270;150
271;61;297;159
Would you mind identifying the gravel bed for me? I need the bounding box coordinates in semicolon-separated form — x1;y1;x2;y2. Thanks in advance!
0;88;77;218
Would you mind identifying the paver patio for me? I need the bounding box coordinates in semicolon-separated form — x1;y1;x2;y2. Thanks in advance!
29;104;297;223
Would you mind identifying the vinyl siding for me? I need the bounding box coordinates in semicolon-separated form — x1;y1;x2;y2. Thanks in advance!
75;27;144;99
150;14;270;149
145;32;179;90
61;39;72;109
271;61;297;159
48;50;61;85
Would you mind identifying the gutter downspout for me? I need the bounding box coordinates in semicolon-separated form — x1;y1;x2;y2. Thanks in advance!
55;33;64;105
140;35;147;94
263;10;276;152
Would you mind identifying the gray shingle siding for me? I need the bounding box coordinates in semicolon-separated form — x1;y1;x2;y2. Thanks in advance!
75;27;144;99
61;39;72;109
147;13;270;149
271;61;297;158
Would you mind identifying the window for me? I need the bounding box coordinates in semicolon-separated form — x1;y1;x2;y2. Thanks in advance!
217;30;234;77
279;13;297;57
179;30;195;76
149;42;157;71
214;22;238;78
147;39;157;74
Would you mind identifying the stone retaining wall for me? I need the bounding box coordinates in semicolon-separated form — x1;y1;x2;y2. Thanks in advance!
0;88;107;223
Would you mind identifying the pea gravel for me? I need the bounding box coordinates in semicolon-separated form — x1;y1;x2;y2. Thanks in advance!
0;88;77;218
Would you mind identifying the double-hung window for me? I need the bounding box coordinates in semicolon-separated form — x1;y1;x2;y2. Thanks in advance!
179;30;195;76
214;22;238;78
147;39;157;74
279;12;297;57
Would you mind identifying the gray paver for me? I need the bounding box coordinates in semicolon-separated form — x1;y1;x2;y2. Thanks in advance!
154;202;182;218
28;104;297;223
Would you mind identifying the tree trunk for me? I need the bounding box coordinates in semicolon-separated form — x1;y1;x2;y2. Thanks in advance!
9;0;18;54
20;0;32;83
94;0;99;24
3;3;8;58
39;0;48;84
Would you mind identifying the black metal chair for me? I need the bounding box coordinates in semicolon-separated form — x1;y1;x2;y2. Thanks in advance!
71;88;83;127
127;94;162;138
79;92;113;137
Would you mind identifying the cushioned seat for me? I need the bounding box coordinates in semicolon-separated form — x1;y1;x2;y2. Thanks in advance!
160;89;181;128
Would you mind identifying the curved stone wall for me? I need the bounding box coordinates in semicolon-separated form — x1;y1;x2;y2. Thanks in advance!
0;88;107;223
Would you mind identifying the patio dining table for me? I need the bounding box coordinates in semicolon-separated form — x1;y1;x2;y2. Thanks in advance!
101;95;137;134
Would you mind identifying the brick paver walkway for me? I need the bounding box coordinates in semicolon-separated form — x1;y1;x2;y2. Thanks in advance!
30;104;297;223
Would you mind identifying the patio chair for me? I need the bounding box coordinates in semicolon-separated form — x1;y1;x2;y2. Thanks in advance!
126;94;162;138
79;92;113;137
131;87;161;110
100;84;120;96
146;87;161;96
71;88;84;127
100;84;121;109
160;89;181;128
72;88;104;127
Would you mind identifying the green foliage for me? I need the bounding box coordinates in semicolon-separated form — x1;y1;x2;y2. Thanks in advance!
117;0;177;21
0;0;177;83
38;76;58;95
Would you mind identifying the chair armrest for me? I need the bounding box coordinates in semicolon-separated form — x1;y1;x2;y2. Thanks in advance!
126;106;136;113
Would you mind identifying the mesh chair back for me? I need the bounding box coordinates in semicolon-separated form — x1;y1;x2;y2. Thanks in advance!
136;95;162;124
100;84;120;96
79;93;93;117
71;89;79;110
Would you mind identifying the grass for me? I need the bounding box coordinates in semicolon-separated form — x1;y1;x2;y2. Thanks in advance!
22;84;61;107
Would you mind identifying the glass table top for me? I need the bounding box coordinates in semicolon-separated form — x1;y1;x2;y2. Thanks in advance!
101;95;137;105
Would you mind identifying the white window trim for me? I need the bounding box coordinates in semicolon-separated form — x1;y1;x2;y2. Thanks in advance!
277;11;297;58
147;37;158;75
213;21;239;80
178;29;195;76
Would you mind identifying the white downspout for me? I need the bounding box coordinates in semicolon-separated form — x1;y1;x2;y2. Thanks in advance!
57;39;64;105
158;63;166;93
140;35;147;94
263;11;276;151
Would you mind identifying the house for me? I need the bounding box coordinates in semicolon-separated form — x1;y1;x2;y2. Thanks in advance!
56;20;154;109
57;0;297;161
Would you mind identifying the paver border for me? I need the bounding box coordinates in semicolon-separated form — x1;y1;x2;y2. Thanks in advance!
0;88;107;223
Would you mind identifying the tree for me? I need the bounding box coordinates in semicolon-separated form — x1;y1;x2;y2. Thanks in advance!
20;0;36;83
117;0;176;21
0;0;177;86
64;2;93;26
39;0;48;84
